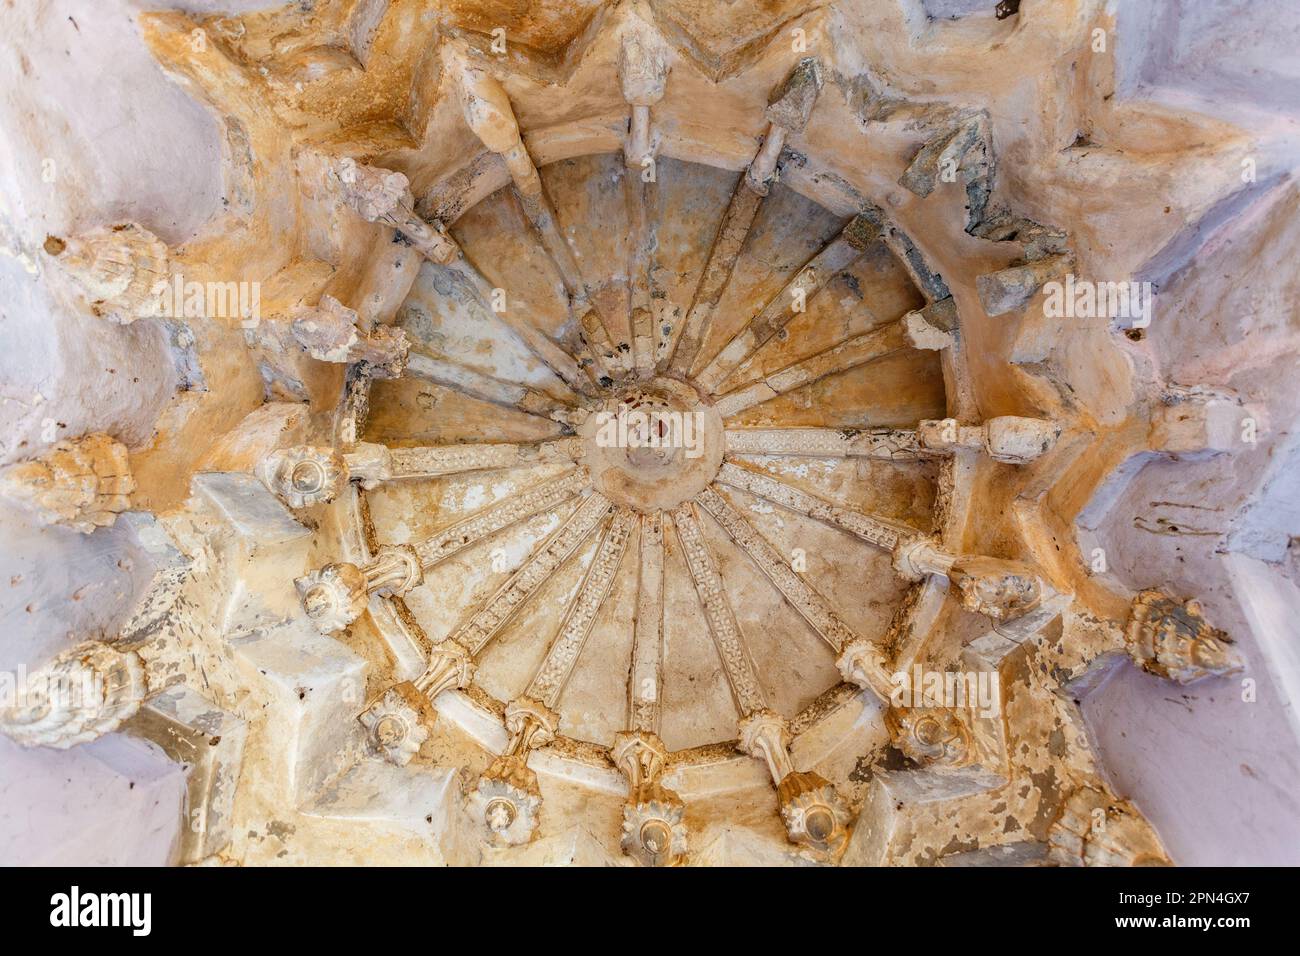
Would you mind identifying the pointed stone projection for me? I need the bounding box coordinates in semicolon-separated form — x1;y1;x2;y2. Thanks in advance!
43;223;170;324
1;640;147;750
747;57;823;195
917;416;1061;464
0;433;135;533
1125;590;1244;684
619;11;670;168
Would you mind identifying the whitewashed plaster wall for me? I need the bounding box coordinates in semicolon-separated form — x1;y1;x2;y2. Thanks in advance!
1080;1;1300;865
0;0;276;868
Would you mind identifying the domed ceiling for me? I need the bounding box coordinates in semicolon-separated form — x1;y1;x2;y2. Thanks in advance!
3;0;1283;868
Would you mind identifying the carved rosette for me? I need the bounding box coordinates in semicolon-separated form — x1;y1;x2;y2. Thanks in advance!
357;683;429;766
620;781;687;867
472;755;544;847
296;546;423;634
777;770;851;853
1125;590;1244;684
259;446;347;508
1;641;146;749
612;731;687;866
471;697;558;846
948;556;1046;622
44;223;170;324
1048;786;1171;867
295;563;368;633
0;433;135;533
885;706;973;767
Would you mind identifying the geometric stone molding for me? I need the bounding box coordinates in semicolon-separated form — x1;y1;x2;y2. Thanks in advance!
42;222;171;324
469;696;558;847
1047;785;1171;867
0;640;147;750
357;682;430;766
123;685;247;864
611;730;686;867
1125;589;1245;685
737;709;850;855
0;432;136;533
295;545;423;633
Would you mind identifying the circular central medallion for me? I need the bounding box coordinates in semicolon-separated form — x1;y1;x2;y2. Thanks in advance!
579;376;724;512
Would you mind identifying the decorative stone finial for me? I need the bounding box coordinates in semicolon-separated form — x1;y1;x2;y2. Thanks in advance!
1;640;146;749
325;159;460;264
918;416;1061;464
291;295;409;377
612;731;687;866
738;709;849;853
296;545;423;633
948;555;1049;623
357;682;429;766
835;639;891;697
413;640;476;700
885;705;973;767
765;57;823;133
0;433;135;533
1125;590;1244;684
258;446;347;509
43;223;170;324
470;697;558;846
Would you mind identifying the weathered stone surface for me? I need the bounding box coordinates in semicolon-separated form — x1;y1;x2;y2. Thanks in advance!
0;433;135;533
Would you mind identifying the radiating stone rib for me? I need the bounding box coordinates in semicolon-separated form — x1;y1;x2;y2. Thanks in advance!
663;179;764;377
447;491;614;656
320;157;595;398
694;214;879;393
694;486;861;656
716;462;921;553
405;352;581;425
413;468;591;569
527;508;638;708
629;513;666;732
669;503;767;715
625;172;660;379
447;43;631;379
446;250;598;397
725;427;929;461
384;440;582;480
711;319;908;419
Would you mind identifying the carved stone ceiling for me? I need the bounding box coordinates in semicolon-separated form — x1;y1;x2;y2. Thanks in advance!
0;0;1273;867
